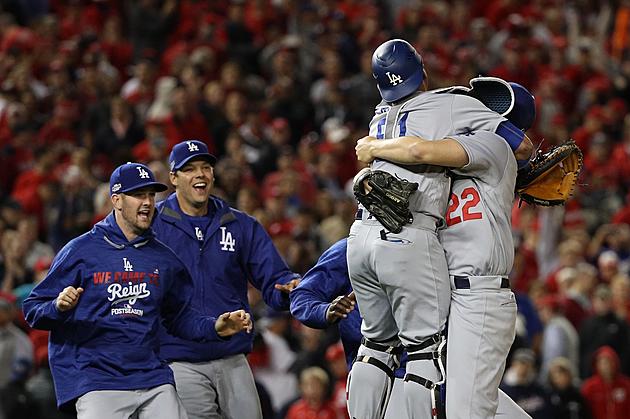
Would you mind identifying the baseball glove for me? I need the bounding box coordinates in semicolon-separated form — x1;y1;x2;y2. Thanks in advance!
353;169;418;233
516;139;583;206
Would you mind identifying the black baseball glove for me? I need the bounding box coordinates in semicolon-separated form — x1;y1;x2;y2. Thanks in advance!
516;139;583;206
353;169;418;233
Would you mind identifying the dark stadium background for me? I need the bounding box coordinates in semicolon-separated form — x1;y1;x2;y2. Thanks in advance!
0;1;629;418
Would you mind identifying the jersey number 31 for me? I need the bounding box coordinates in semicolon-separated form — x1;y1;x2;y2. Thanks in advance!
446;187;483;226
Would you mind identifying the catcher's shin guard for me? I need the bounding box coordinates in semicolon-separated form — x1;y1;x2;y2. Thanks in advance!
347;339;402;419
403;333;446;419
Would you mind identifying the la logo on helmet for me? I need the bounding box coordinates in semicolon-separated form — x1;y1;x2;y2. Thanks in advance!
386;72;403;86
187;141;199;152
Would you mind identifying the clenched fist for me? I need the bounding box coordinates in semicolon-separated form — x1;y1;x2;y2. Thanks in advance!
56;286;84;312
326;292;356;323
355;136;378;163
215;309;252;337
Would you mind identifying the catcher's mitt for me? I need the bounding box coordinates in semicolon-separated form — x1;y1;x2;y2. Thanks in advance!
353;169;418;233
516;139;583;206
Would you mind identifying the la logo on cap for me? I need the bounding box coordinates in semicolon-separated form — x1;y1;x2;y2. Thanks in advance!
136;166;150;179
187;141;199;152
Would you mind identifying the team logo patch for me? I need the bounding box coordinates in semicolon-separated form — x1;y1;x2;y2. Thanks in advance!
123;257;133;272
219;227;235;252
112;183;122;192
386;72;403;86
187;141;199;152
136;166;150;179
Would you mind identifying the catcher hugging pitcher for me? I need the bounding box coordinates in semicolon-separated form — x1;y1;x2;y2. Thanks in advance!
347;38;582;419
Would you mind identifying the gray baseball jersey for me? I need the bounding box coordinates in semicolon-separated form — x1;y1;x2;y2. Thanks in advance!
347;91;511;419
439;130;516;276
438;131;525;419
369;90;509;222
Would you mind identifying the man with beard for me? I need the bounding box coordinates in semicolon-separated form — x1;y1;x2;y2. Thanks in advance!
23;162;251;419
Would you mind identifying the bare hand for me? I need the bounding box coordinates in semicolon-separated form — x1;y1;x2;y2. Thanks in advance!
326;292;356;323
356;136;378;163
275;278;301;294
215;309;252;337
56;286;84;312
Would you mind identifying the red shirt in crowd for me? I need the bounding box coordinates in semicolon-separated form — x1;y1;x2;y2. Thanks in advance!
581;346;630;419
613;204;630;225
285;399;338;419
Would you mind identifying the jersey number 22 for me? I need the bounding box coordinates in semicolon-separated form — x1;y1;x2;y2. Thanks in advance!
446;187;483;226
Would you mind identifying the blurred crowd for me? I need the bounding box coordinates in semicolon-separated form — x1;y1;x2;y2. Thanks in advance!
0;0;630;418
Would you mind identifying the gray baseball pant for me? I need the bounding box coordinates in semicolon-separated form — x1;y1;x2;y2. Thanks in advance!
384;378;407;419
445;276;522;419
347;218;450;419
169;354;262;419
75;384;187;419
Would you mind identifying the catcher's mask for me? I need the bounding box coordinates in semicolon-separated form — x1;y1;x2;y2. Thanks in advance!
372;39;424;103
442;77;536;131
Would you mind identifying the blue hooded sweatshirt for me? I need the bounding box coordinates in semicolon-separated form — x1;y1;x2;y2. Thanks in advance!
23;212;224;408
290;238;406;378
153;194;299;362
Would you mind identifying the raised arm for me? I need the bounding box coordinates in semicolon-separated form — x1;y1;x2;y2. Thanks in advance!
23;246;82;331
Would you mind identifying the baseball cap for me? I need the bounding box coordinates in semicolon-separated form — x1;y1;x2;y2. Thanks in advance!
169;140;217;172
109;162;168;195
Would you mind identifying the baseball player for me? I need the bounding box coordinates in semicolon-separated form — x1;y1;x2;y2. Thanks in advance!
346;39;532;419
355;80;537;419
151;140;301;419
289;238;408;419
22;163;252;419
291;237;531;419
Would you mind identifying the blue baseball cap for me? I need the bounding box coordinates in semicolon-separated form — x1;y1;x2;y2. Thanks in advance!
109;163;168;195
169;140;217;172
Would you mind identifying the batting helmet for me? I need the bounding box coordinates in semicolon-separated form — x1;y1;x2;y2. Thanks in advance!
372;39;424;103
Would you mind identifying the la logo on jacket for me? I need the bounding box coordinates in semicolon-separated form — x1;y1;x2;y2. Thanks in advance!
219;227;235;252
123;257;133;271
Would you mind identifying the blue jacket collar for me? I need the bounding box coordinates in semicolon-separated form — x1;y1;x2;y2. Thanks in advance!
157;194;237;243
93;212;154;249
158;193;231;223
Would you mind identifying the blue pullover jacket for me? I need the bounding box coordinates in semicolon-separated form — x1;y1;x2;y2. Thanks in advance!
290;239;406;377
23;213;223;408
153;194;299;362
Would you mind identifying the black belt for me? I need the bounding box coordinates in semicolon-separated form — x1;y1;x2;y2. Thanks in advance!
453;276;510;289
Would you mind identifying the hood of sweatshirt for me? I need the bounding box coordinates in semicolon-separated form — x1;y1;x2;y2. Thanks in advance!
592;345;620;378
92;212;155;249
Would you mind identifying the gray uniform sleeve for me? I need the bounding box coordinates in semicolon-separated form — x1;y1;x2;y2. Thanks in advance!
449;131;512;187
450;95;507;134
